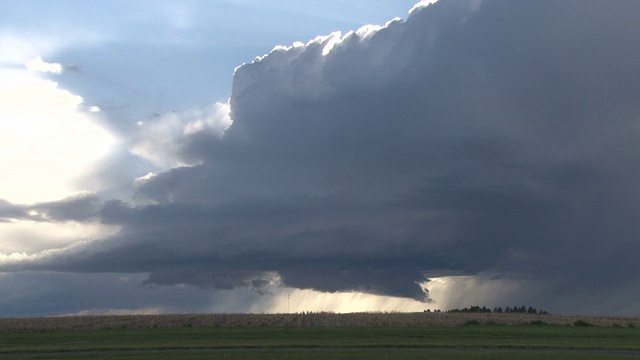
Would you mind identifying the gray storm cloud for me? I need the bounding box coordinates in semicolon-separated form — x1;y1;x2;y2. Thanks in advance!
3;0;640;312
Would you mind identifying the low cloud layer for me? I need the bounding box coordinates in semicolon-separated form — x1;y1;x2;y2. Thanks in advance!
2;0;640;314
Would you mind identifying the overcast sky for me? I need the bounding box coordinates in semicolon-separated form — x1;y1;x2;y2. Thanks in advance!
1;0;640;317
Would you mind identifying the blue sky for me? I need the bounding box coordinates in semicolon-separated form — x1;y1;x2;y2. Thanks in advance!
1;0;426;103
1;0;640;317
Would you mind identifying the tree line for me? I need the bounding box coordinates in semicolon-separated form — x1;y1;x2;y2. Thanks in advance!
424;305;548;314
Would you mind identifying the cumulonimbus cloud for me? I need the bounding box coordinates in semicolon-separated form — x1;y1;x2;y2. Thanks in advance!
2;0;640;312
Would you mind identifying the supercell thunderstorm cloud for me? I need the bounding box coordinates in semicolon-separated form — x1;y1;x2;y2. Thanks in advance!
1;0;640;316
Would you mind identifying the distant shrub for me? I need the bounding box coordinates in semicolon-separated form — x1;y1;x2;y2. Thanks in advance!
574;320;594;327
628;323;637;329
464;320;480;326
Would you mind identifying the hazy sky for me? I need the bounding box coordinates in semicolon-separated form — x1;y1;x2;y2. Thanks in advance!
1;0;640;317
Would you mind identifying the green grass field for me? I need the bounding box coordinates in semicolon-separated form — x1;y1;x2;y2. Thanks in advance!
1;323;639;359
12;349;640;360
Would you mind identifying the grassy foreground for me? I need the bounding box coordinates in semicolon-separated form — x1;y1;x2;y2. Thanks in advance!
1;314;639;359
8;349;640;360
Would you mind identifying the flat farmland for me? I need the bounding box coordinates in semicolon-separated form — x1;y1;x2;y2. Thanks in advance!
0;313;639;359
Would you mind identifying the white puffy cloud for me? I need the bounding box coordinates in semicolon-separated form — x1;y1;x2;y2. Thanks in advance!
129;102;232;169
409;0;441;14
0;69;115;204
25;56;63;74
